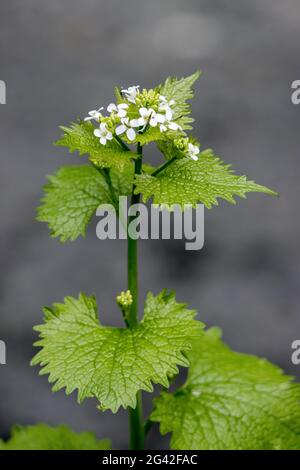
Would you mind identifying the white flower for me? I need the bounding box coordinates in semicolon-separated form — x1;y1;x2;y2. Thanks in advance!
121;85;140;104
150;112;166;127
167;121;182;131
187;143;200;161
159;95;175;106
159;121;182;133
159;104;173;121
158;95;175;121
115;117;136;141
84;107;103;122
94;122;113;145
131;107;166;129
130;107;151;128
107;102;128;118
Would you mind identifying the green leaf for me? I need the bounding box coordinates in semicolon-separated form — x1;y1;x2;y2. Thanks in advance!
134;127;170;146
109;163;134;197
134;149;277;209
151;329;300;450
31;291;204;413
0;424;110;450
37;165;134;242
55;121;137;170
114;86;123;103
158;71;201;130
156;139;182;161
133;128;183;147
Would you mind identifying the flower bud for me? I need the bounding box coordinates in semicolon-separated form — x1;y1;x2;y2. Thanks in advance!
116;290;133;308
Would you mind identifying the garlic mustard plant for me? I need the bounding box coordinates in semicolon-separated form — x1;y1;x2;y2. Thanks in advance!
3;72;300;451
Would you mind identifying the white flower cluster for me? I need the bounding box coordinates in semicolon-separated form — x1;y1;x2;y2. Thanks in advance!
122;86;181;134
84;85;181;145
84;85;200;161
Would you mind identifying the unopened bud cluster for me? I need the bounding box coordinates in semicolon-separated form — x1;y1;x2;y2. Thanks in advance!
174;137;200;161
116;290;133;309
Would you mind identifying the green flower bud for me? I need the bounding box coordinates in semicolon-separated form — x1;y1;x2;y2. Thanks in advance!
116;290;133;308
135;88;160;109
174;137;189;152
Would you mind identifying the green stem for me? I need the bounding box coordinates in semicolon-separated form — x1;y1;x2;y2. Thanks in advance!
129;392;144;450
120;307;130;328
151;156;177;177
91;163;119;213
114;134;131;152
128;142;144;450
102;168;118;210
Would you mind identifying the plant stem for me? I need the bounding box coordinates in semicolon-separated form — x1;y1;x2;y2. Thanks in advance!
114;134;131;152
90;163;117;208
151;156;177;177
129;392;144;450
128;142;144;450
102;168;118;211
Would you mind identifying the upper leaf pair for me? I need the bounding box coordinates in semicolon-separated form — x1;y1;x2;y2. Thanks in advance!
37;156;276;244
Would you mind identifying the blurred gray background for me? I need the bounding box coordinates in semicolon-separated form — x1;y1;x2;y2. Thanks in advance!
0;0;299;449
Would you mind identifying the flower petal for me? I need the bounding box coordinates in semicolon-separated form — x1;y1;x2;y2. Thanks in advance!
139;107;149;118
150;117;158;127
155;113;166;124
138;117;146;126
118;109;127;118
168;122;180;130
116;124;127;135
107;103;117;113
127;96;136;104
165;109;173;121
126;128;136;141
130;119;141;128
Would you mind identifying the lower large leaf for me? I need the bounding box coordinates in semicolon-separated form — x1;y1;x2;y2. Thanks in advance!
151;329;300;450
0;424;110;450
32;290;204;413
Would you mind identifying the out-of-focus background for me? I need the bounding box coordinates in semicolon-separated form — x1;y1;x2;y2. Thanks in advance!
0;0;299;449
